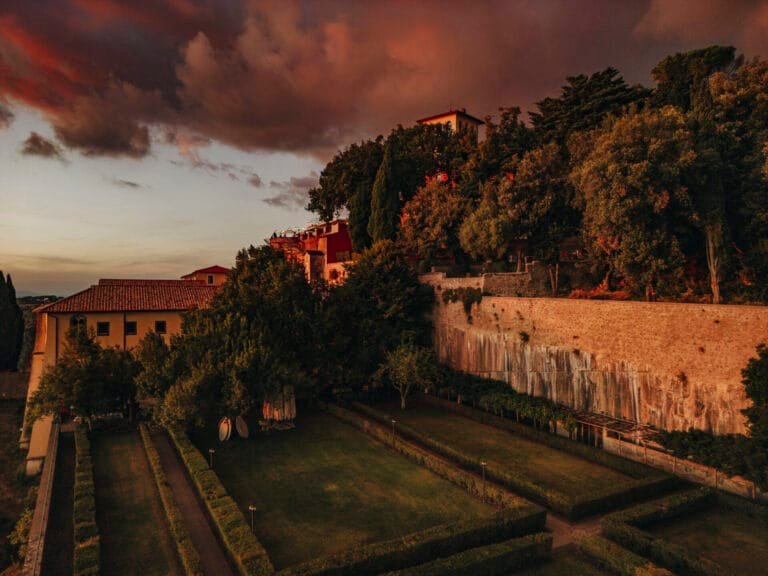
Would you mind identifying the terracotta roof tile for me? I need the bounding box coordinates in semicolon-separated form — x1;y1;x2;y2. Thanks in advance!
182;265;230;277
38;280;219;313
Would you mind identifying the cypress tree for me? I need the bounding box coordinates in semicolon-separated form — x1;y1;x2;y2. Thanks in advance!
0;271;24;370
367;142;401;242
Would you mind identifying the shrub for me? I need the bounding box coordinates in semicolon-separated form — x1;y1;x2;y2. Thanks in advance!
73;428;100;576
167;426;274;576
442;288;483;316
139;424;204;576
601;489;724;576
380;533;553;576
579;535;674;576
278;510;547;576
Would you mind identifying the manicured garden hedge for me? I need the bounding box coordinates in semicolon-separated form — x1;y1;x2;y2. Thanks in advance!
277;507;547;576
380;533;552;576
167;426;274;576
73;428;100;576
578;535;674;576
601;488;723;576
353;399;678;520
322;402;537;511
139;424;204;576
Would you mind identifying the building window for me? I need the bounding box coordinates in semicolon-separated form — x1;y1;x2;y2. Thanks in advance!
96;322;110;336
70;314;87;331
125;321;137;336
155;320;167;334
207;274;214;285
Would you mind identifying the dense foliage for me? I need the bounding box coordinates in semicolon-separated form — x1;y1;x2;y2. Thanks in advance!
28;328;137;427
306;46;768;303
0;272;23;370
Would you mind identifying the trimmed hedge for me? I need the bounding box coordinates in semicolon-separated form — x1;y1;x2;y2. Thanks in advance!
277;507;547;576
601;488;724;576
578;535;674;576
73;428;100;576
322;402;535;511
354;399;678;520
380;533;552;576
167;426;274;576
139;424;204;576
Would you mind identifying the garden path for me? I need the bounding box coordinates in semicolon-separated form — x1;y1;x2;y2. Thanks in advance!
151;430;235;576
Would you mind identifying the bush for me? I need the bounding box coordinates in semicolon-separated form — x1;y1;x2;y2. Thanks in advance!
380;533;552;576
323;402;536;511
601;489;724;576
73;428;100;576
278;509;547;576
578;535;674;576
139;424;204;576
167;426;274;576
351;399;676;520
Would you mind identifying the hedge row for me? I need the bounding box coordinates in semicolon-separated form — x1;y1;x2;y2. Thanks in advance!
139;424;204;576
422;395;656;478
73;428;100;576
355;399;678;520
578;535;674;576
277;508;547;576
601;488;724;576
322;402;535;511
380;533;552;576
167;426;274;576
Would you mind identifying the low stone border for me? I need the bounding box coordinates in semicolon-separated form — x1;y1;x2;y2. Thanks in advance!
22;421;59;576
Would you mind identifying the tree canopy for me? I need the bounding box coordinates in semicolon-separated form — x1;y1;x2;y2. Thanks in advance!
0;272;23;370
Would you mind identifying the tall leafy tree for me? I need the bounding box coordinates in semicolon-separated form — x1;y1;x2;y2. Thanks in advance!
161;245;321;427
27;328;137;427
459;181;514;264
368;142;400;241
570;106;697;299
0;272;24;370
322;240;434;390
530;67;649;145
399;179;468;264
652;46;737;111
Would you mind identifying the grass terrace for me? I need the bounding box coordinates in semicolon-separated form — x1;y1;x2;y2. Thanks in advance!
646;499;768;573
379;401;636;501
518;547;610;576
196;411;496;570
92;430;183;576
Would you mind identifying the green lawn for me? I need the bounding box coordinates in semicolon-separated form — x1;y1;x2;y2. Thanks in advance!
517;548;609;575
382;402;635;501
648;503;768;573
92;430;182;576
201;412;495;570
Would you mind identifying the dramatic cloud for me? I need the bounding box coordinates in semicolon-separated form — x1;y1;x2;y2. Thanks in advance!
1;1;766;159
0;102;13;129
109;178;143;189
21;132;65;160
263;172;318;209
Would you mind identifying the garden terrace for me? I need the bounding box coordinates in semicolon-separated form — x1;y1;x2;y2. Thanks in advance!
518;546;611;576
192;411;498;571
603;488;768;575
358;399;674;520
92;430;183;575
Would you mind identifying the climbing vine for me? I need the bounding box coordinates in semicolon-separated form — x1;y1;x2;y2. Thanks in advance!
442;287;483;316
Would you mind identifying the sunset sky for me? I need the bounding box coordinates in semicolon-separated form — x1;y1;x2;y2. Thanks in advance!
1;0;767;295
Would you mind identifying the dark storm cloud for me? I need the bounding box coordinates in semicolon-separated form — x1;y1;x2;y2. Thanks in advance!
21;132;65;160
263;172;318;209
0;102;13;129
0;0;766;159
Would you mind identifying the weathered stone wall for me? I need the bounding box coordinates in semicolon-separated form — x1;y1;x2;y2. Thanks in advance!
427;287;768;435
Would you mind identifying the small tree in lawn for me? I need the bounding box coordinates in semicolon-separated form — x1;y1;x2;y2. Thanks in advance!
380;343;439;410
742;344;768;490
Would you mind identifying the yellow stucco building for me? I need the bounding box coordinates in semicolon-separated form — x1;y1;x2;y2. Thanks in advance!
416;108;484;141
22;270;223;474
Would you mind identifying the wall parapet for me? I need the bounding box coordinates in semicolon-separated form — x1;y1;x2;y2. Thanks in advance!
431;295;768;436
